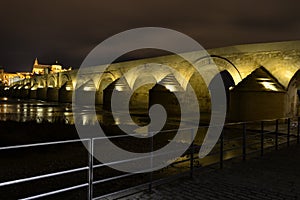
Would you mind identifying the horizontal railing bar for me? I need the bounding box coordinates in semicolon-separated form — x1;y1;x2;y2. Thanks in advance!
20;183;88;200
91;120;296;140
93;172;141;185
0;116;299;200
92;130;198;140
0;139;90;151
0;167;88;187
92;165;195;200
92;180;153;200
93;148;187;169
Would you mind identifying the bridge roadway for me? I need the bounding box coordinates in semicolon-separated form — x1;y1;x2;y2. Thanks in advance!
114;144;300;200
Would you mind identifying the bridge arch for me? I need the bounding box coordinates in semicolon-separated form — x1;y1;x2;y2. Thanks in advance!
95;72;117;104
37;78;46;88
194;55;242;86
60;74;72;88
262;58;300;89
47;76;57;88
286;69;300;116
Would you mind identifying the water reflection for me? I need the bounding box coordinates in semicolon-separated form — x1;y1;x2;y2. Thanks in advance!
0;98;74;124
0;98;149;126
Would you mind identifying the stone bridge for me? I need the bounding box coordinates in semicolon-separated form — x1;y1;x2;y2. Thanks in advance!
4;40;300;121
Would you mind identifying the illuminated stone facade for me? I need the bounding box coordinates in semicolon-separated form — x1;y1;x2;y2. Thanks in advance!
3;41;300;122
32;58;71;75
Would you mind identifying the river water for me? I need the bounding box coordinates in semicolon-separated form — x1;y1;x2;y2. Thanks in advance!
0;97;151;126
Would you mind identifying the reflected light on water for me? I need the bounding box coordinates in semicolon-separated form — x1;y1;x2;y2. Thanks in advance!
0;98;152;126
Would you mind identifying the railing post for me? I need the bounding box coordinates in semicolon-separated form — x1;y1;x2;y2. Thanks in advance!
242;123;246;161
275;119;279;150
190;129;194;178
261;121;264;156
149;133;153;192
287;118;290;147
220;130;224;169
88;139;94;200
297;117;300;144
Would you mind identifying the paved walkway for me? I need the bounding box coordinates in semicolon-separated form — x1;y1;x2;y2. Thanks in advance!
119;145;300;200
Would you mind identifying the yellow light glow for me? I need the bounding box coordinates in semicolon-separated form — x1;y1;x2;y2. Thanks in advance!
165;84;177;92
83;86;94;91
65;86;72;91
260;82;278;91
115;85;124;91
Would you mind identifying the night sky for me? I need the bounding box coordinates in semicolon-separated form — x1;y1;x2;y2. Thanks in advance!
1;0;300;72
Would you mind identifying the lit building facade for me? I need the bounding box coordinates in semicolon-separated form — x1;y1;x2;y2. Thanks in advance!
32;58;71;75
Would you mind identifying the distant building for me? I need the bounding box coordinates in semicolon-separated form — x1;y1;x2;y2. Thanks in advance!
0;68;4;85
0;58;72;86
3;73;25;86
32;58;51;75
32;58;71;75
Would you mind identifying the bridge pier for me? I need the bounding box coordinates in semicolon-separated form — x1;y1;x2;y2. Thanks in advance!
37;88;47;101
29;85;38;99
149;84;181;116
103;79;131;111
11;86;21;99
20;85;30;99
59;81;73;103
59;89;72;103
29;89;37;99
47;88;59;102
95;91;103;105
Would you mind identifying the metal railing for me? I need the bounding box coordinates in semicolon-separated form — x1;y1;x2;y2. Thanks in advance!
0;116;299;199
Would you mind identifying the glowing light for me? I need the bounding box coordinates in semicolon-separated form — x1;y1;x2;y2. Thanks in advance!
18;86;22;89
115;85;124;91
24;86;30;89
256;78;270;81
65;86;72;91
83;86;94;91
165;84;177;92
260;82;278;91
114;116;121;125
4;87;9;91
38;85;44;88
